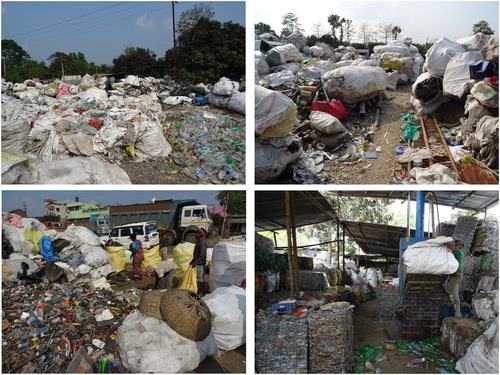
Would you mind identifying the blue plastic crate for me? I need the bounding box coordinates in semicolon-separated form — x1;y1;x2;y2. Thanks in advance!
272;302;297;313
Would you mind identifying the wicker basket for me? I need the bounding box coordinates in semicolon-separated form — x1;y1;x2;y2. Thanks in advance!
139;290;167;320
160;289;212;341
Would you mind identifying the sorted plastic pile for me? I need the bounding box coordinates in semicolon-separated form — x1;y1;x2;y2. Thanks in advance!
2;74;245;184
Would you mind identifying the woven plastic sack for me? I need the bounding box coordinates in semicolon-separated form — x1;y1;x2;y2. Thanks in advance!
179;266;198;293
255;85;297;139
83;246;111;268
265;44;303;67
471;79;498;108
24;229;45;254
173;242;195;279
117;310;218;373
403;237;459;274
456;317;498;374
424;37;466;77
210;241;246;289
443;52;482;100
309;111;346;135
212;77;239;96
105;246;126;272
202;285;246;350
141;245;161;273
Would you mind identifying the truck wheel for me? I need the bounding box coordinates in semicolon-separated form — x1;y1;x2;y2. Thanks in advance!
184;232;197;244
165;230;176;246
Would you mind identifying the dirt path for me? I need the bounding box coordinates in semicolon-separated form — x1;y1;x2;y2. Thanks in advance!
323;84;414;184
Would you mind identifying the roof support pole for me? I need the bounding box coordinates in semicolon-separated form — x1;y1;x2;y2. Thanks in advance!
416;191;425;238
285;191;299;300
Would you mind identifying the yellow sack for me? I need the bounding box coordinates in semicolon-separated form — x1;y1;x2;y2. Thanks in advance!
24;229;45;254
179;266;198;293
141;245;162;273
173;242;195;279
380;56;401;70
105;246;126;272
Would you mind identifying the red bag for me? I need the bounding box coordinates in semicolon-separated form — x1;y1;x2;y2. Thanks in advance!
311;100;350;120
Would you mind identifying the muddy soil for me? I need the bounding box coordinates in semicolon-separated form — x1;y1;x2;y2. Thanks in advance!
322;84;414;184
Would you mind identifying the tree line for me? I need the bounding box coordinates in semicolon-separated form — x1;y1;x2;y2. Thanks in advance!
256;13;495;55
1;4;245;84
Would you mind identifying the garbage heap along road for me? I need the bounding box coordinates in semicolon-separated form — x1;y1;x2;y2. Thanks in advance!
255;31;498;185
2;75;245;185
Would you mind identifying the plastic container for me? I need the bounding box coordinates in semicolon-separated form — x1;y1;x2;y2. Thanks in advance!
413;159;423;167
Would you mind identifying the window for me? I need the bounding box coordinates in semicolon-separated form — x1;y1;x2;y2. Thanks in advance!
120;227;132;237
110;228;119;237
145;224;156;234
132;226;144;235
185;210;192;217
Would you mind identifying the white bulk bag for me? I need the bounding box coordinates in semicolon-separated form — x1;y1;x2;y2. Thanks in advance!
403;237;459;274
212;77;239;96
255;85;297;139
456;317;498;374
227;91;245;115
117;310;218;373
322;66;387;104
210;241;246;289
202;285;246;350
443;52;482;100
423;37;466;77
255;136;303;183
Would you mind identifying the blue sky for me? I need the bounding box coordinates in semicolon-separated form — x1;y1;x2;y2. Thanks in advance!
2;1;245;65
2;190;227;217
255;1;499;44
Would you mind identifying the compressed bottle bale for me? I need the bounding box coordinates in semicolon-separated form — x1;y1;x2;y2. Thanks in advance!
255;232;274;253
441;317;483;359
307;303;354;373
472;220;499;253
285;270;328;290
437;222;456;237
472;290;498;323
255;311;308;374
322;66;387;104
452;215;479;254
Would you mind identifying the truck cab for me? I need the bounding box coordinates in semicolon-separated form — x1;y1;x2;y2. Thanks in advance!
42;221;67;232
90;214;110;236
179;205;213;243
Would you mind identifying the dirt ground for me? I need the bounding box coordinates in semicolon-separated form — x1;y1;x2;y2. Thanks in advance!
353;299;454;374
120;106;245;185
323;84;414;184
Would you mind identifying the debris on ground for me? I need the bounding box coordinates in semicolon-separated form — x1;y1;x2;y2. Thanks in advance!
255;31;498;184
2;75;245;184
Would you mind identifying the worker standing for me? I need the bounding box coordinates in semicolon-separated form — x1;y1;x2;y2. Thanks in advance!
447;239;464;318
159;226;170;261
189;228;207;296
130;234;144;283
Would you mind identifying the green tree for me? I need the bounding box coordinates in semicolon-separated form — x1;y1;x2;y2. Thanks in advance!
216;191;246;215
2;39;31;81
473;20;494;35
48;52;69;78
112;47;160;77
281;12;302;36
327;14;346;45
255;22;275;36
24;60;50;80
177;3;214;34
165;18;244;83
392;25;402;40
343;19;355;43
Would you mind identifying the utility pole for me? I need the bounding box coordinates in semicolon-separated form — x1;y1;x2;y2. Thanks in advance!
172;1;178;80
21;201;29;217
61;59;65;80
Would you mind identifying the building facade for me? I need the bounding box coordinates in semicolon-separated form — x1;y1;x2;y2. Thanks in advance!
44;199;68;221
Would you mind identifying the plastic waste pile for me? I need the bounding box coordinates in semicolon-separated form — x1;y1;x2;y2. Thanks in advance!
407;34;498;183
2;213;116;284
1;74;245;184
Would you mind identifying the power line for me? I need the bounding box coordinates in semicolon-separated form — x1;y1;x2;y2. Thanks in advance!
8;2;128;39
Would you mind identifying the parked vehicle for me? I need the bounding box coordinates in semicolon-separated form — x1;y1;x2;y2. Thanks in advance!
102;221;159;248
109;199;213;245
90;214;110;236
42;221;67;232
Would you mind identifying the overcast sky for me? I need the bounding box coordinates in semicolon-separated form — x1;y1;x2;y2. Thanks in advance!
2;190;225;217
1;1;245;65
255;1;499;44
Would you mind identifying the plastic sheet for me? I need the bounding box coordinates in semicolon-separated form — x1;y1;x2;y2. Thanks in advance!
210;240;246;289
403;237;458;275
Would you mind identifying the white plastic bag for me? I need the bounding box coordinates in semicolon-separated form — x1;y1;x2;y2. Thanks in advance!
212;77;239;96
403;237;459;274
202;286;246;350
83;246;111;268
80;87;108;102
227;91;245;115
265;69;296;88
255;136;303;183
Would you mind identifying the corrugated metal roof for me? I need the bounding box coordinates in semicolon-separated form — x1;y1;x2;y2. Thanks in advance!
255;191;336;232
